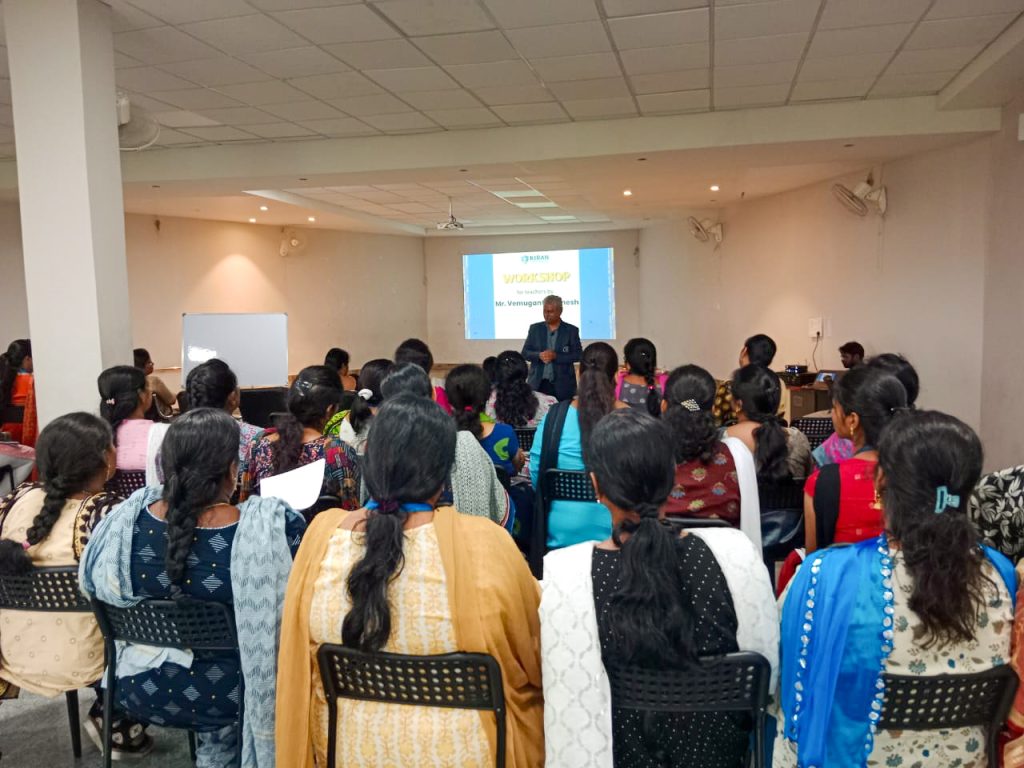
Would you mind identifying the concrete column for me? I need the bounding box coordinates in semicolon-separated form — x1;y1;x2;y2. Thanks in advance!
4;0;131;426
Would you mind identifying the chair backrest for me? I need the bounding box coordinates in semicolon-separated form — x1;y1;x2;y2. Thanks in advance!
0;566;91;612
758;478;806;513
238;387;288;429
92;597;238;652
514;427;536;452
665;517;732;533
304;494;345;519
104;469;146;499
540;468;596;507
494;466;512;492
791;417;835;450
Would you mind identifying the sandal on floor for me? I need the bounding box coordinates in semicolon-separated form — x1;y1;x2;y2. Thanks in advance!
83;712;154;761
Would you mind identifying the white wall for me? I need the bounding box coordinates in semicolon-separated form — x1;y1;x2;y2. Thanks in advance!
0;202;28;340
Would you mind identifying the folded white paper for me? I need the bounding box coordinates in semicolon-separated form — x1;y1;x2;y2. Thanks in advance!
259;458;325;510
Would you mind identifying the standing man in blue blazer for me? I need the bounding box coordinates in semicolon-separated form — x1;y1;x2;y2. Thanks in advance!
522;294;583;401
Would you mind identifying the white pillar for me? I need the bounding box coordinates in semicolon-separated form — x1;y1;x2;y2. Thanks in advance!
4;0;131;426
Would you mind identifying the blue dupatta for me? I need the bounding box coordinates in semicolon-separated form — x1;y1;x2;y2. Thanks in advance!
779;534;1016;768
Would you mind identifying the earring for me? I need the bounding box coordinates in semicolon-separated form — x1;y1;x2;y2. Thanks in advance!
105;463;116;481
871;489;883;511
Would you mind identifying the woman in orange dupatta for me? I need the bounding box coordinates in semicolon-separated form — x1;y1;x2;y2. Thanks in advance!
0;340;37;447
276;393;543;768
1004;561;1024;766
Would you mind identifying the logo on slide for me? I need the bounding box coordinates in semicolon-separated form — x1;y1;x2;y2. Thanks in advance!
520;254;550;264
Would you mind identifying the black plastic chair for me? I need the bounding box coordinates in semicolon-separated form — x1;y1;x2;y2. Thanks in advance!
759;478;807;586
238;387;288;428
665;517;732;534
530;469;598;577
878;666;1018;767
0;464;15;495
514;427;536;452
494;466;512;492
91;597;243;768
791;417;834;451
317;645;506;768
303;493;345;520
607;651;771;768
104;469;146;499
0;566;93;759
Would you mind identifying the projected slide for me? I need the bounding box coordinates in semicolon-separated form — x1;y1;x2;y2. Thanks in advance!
463;248;615;340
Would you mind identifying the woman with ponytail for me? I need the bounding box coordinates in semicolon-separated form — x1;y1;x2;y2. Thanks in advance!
80;408;305;765
275;394;543;768
487;350;556;428
615;337;667;417
0;338;37;446
97;364;168;486
776;410;1014;768
541;409;777;767
335;357;393;455
0;413;153;757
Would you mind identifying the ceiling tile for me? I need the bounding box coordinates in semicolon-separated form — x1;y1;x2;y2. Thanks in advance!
272;5;401;44
289;72;385;99
714;82;789;108
603;0;708;16
260;100;346;121
152;110;221;127
116;66;195;92
424;107;503;127
492;102;571;123
399;89;483;110
327;93;412;115
161;57;269;87
473;83;555;105
807;23;914;57
244;122;318;138
322;40;430;71
620;43;709;74
887;45;984;74
114;52;143;69
637;89;709;113
123;0;255;25
113;27;222;64
121;92;176;112
108;1;163;32
870;70;958;96
800;51;891;81
180;125;259;141
715;59;799;87
715;32;808;66
195;106;279;125
629;69;708;93
927;0;1024;19
247;0;363;9
153;127;202;145
298;117;380;136
413;31;518;65
819;0;931;30
446;60;541;87
364;65;460;92
790;77;874;101
150;87;244;109
905;13;1018;50
549;77;631;100
360;111;441;132
608;9;709;49
374;0;495;36
240;47;351;79
217;80;312;105
180;15;309;56
562;96;637;118
715;0;819;40
482;0;599;29
506;22;612;59
530;52;622;81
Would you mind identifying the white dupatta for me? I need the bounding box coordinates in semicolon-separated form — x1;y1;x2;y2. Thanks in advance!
721;435;762;551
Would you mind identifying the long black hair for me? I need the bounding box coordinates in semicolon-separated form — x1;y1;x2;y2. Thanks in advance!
492;351;538;427
342;395;456;651
588;408;695;667
272;365;342;474
663;365;719;464
731;364;790;482
186;359;237;410
623;337;661;417
97;365;148;443
834;364;908;447
349;359;393;436
0;339;31;409
160;408;239;586
0;413;112;576
381;362;433;400
880;410;990;648
578;342;618;458
868;353;919;408
446;364;491;439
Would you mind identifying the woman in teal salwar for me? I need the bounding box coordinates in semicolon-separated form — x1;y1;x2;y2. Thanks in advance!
774;410;1015;768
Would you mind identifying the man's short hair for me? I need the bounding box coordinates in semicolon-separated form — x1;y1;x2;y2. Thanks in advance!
744;334;777;367
839;341;865;358
543;294;562;308
133;348;150;369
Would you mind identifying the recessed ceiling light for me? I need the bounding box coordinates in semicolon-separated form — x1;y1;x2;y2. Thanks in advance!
248;217;256;223
710;184;720;192
623;189;633;197
259;205;268;211
307;216;316;222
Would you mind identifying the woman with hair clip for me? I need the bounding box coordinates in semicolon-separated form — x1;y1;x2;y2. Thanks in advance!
243;365;360;515
97;364;168;486
0;413;153;758
775;410;1014;768
486;350;557;428
275;394;543;768
615;337;667;417
541;409;778;768
529;341;629;549
0;338;37;446
333;358;393;455
80;408;306;767
725;364;813;482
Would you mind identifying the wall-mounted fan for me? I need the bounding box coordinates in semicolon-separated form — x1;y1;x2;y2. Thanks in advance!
687;216;724;244
280;228;307;258
116;91;160;151
832;173;887;217
436;198;464;231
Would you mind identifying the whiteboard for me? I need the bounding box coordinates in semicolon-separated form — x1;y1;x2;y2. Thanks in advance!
181;313;288;388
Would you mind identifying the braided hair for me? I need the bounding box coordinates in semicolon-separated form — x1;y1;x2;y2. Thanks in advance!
623;337;661;417
445;364;491;439
160;408;239;586
731;364;790;482
493;351;538;427
0;413;112;575
0;339;31;410
272;366;343;475
577;342;619;460
662;365;719;464
186;359;238;411
97;365;148;443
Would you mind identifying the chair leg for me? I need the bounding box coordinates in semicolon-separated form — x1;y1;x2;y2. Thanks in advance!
65;690;82;758
102;652;115;768
188;731;197;765
326;699;337;768
753;710;766;768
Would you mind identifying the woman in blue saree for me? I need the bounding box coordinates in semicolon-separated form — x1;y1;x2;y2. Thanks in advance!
775;410;1015;768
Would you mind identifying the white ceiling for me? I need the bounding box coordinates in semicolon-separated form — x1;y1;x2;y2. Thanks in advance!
0;0;1020;159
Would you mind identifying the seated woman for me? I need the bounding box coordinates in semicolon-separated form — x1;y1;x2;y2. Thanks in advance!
98;365;168;486
661;365;761;547
725;365;813;481
186;358;262;489
133;347;177;421
0;413;151;757
324;347;357;391
0;339;37;446
334;358;392;455
541;409;778;768
395;337;452;413
774;410;1014;768
275;394;543;768
530;342;628;550
243;365;360;515
615;337;667;416
80;408;305;766
486;350;557;429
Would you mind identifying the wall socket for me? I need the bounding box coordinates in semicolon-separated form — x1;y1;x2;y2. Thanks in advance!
808;317;823;338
